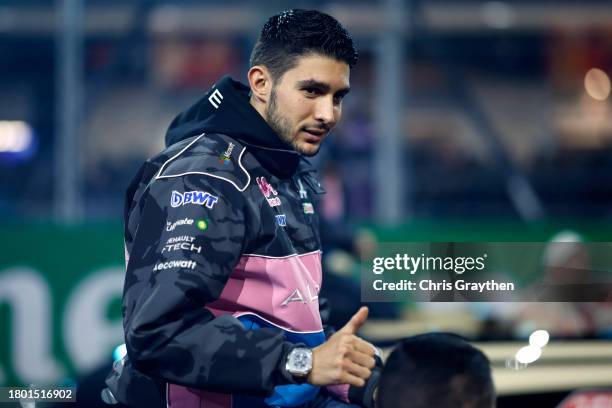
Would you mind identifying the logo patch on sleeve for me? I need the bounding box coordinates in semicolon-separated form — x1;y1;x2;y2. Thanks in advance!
218;142;235;165
196;219;208;231
275;214;287;227
171;191;219;209
303;203;315;214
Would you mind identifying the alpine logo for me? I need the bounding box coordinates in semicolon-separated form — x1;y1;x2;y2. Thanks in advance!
171;191;219;209
281;284;320;306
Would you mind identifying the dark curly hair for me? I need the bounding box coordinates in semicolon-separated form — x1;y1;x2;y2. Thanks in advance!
249;9;358;81
377;333;496;408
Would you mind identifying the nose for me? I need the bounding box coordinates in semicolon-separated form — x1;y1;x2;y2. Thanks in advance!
313;96;337;127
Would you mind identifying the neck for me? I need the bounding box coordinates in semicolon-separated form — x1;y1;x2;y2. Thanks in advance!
249;95;268;125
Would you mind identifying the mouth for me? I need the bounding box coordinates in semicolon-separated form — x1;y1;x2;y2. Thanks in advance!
302;128;328;142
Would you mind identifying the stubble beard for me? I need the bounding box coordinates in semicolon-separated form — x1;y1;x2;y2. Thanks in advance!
265;87;318;157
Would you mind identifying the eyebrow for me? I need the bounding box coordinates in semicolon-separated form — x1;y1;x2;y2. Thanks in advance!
296;79;351;96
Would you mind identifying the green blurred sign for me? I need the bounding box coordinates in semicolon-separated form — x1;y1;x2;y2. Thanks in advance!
0;223;124;387
1;221;609;386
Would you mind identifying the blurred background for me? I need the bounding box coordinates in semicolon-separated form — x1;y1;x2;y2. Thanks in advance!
1;0;612;406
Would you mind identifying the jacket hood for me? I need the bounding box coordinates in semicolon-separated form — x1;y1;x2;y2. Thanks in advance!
164;76;304;178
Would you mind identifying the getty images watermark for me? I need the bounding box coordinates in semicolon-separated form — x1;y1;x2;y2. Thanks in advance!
371;252;514;293
361;243;612;302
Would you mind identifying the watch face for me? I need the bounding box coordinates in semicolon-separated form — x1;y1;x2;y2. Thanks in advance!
293;350;309;369
287;348;312;376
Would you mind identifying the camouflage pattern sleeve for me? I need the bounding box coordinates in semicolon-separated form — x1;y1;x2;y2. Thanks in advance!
122;173;297;395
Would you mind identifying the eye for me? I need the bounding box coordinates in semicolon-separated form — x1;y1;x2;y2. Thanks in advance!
303;87;321;97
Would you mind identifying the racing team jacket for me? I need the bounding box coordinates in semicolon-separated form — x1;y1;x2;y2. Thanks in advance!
121;76;350;408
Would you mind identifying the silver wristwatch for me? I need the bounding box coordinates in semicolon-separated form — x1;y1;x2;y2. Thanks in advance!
285;348;313;378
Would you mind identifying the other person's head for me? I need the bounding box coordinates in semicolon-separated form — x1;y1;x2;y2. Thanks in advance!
377;333;496;408
248;9;358;156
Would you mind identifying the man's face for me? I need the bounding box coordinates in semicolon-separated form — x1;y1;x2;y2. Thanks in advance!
265;54;350;156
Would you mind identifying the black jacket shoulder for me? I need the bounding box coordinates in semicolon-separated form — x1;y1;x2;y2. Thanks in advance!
156;132;250;192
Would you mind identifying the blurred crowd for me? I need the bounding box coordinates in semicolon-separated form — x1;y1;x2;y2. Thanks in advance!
2;2;612;222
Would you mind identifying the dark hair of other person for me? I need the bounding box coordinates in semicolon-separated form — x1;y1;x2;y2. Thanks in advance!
377;333;496;408
249;9;359;81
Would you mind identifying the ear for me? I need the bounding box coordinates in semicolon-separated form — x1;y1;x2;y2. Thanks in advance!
248;65;272;104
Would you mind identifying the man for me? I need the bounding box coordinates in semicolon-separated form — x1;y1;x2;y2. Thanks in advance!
376;333;496;408
111;9;378;408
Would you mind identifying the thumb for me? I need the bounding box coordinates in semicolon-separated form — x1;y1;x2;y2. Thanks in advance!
340;306;369;334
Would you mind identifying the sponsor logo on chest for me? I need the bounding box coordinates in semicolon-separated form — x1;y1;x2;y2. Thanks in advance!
166;218;194;231
153;259;197;271
256;177;282;207
171;191;219;208
166;235;195;244
302;203;315;214
162;242;202;254
275;214;287;227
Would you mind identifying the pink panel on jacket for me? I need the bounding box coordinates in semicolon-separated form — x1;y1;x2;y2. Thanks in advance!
167;384;231;408
207;251;323;333
326;384;350;404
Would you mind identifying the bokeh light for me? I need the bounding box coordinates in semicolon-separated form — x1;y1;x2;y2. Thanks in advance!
0;120;32;153
515;345;542;364
584;68;611;101
529;330;550;348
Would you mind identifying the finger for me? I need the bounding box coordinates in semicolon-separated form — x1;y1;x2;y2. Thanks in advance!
353;337;376;356
344;359;372;380
339;306;369;334
340;372;367;388
348;350;376;369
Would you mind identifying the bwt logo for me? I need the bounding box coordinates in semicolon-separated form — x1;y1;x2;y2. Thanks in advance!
171;191;219;209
